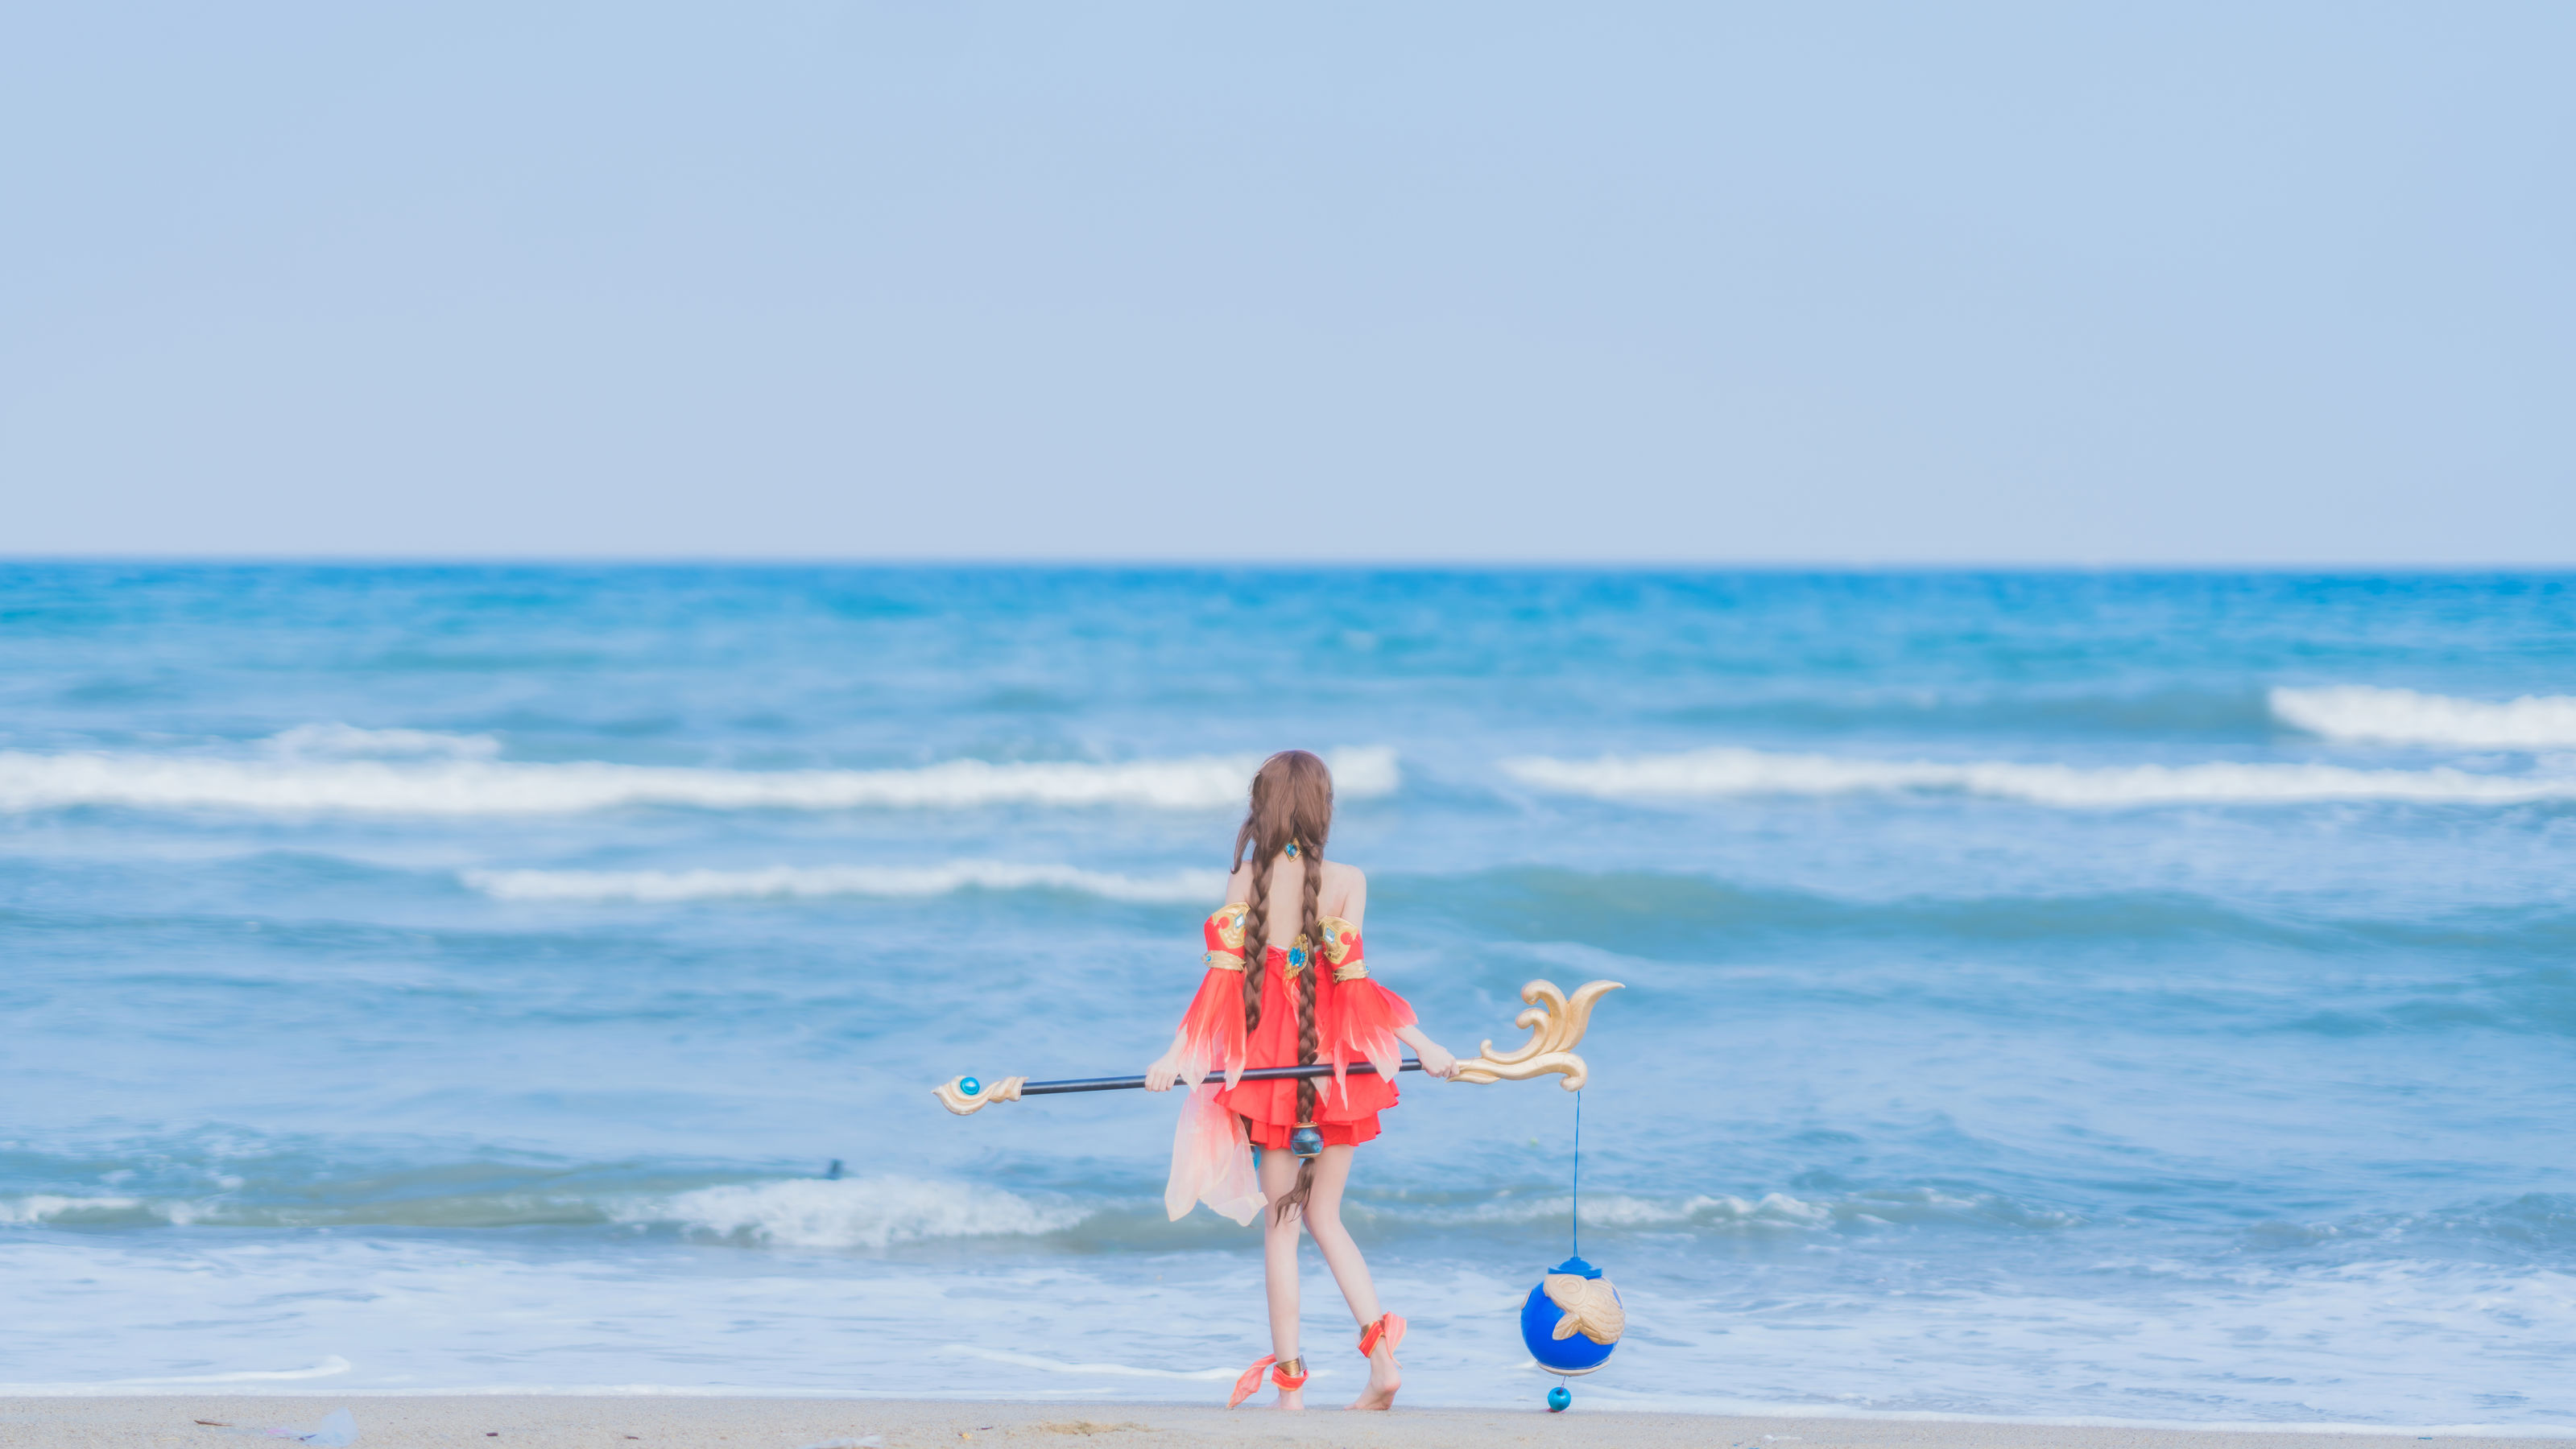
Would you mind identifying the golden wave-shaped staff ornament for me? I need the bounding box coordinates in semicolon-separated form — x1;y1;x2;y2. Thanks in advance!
933;977;1623;1115
1450;978;1623;1090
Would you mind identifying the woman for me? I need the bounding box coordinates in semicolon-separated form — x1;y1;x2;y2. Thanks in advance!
1145;749;1462;1411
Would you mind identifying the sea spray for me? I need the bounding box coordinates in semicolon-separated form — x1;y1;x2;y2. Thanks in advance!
618;1177;1090;1250
465;861;1227;904
0;745;1399;815
1503;745;2576;806
2269;684;2576;749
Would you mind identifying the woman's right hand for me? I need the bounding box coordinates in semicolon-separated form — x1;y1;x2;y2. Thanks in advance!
1144;1053;1182;1092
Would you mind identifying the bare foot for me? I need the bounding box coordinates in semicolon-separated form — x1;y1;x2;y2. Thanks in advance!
1272;1387;1305;1412
1347;1340;1400;1410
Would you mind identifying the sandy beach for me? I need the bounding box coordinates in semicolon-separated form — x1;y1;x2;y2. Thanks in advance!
2;1398;2564;1449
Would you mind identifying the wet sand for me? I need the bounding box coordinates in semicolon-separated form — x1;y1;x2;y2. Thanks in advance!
2;1397;2563;1449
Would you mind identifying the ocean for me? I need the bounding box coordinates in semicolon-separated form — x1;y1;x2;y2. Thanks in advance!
3;565;2571;1429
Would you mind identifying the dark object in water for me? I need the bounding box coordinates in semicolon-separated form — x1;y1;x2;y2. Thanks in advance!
825;1158;844;1179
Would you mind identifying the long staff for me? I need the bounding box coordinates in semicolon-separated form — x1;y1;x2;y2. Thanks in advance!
935;978;1621;1114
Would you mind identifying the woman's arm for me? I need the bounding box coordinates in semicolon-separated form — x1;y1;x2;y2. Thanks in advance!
1327;864;1367;929
1395;1023;1458;1079
1144;1029;1190;1092
1147;887;1255;1089
1330;867;1458;1078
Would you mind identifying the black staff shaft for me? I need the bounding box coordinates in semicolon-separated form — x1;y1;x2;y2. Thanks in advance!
1017;1059;1421;1096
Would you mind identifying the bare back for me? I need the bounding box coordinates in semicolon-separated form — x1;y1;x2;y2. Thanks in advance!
1226;856;1368;944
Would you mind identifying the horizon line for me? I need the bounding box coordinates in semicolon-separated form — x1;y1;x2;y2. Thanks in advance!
5;555;2574;575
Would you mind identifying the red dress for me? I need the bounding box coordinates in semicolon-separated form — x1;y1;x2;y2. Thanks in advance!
1172;904;1418;1150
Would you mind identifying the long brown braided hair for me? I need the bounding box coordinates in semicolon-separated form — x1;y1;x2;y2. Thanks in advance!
1230;749;1334;1223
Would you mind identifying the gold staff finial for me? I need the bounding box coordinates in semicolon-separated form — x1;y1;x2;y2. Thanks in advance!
1451;978;1624;1091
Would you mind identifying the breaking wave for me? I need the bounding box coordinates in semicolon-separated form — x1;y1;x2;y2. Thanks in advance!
0;1194;151;1227
0;1175;1092;1247
264;723;503;760
1392;1187;2084;1235
465;861;1227;904
618;1177;1089;1249
2271;685;2576;749
1503;746;2576;807
0;743;1399;815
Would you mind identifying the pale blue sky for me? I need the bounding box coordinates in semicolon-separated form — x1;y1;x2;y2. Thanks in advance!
3;4;2569;562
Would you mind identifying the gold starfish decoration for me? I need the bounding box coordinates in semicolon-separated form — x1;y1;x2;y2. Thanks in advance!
1542;1274;1625;1345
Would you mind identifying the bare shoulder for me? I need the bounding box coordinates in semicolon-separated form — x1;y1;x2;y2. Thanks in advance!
1224;861;1253;906
1321;860;1368;922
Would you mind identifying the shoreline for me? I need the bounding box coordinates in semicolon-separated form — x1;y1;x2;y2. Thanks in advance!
5;1397;2570;1449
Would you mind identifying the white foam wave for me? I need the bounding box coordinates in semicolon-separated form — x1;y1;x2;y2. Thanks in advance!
0;1357;356;1393
0;1194;145;1225
463;861;1227;904
1427;1191;1814;1228
2272;685;2576;749
0;745;1399;816
1504;746;2576;807
619;1177;1087;1249
267;723;502;760
1413;1187;2079;1232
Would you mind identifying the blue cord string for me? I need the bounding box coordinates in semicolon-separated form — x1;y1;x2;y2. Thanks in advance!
1572;1088;1582;1260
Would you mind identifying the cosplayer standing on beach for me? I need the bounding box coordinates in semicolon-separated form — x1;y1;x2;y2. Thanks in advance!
1145;749;1462;1412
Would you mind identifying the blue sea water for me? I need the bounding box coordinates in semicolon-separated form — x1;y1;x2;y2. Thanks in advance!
3;565;2574;1427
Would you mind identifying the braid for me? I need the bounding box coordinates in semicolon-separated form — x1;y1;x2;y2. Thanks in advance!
1240;844;1271;1034
1297;844;1324;1131
1275;840;1327;1223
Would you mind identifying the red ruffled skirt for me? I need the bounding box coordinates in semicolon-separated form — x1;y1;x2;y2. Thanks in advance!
1165;910;1416;1223
1203;949;1408;1148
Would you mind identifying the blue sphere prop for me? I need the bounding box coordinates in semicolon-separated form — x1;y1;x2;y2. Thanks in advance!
1521;1254;1619;1376
1547;1385;1573;1412
959;1076;982;1096
1289;1124;1325;1158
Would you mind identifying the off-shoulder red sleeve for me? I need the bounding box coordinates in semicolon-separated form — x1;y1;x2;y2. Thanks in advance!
1316;916;1412;1099
1174;905;1251;1085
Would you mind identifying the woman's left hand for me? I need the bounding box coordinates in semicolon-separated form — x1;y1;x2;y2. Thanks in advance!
1414;1040;1460;1080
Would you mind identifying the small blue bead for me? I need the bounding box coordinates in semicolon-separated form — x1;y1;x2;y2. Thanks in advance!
1547;1385;1572;1412
960;1076;981;1096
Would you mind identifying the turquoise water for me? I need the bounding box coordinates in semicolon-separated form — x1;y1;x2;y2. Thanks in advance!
3;565;2572;1426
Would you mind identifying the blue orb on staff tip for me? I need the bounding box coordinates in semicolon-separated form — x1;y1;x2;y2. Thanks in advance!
1522;1254;1623;1378
1547;1385;1572;1412
959;1077;981;1097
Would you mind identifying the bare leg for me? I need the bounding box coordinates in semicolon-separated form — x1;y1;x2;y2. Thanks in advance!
1257;1148;1306;1410
1299;1146;1401;1410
